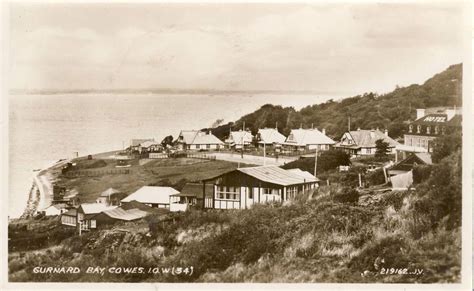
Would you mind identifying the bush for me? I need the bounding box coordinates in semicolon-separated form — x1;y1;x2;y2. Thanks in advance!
412;165;432;184
332;188;359;204
366;168;386;186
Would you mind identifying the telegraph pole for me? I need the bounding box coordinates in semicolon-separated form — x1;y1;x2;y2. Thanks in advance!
314;147;318;178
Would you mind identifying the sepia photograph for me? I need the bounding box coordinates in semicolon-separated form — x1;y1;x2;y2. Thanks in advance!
1;0;472;289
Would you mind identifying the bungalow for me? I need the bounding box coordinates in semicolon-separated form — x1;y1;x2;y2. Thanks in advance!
96;188;126;206
169;183;213;212
43;203;68;216
283;128;335;151
175;130;224;151
335;128;400;156
61;208;77;227
202;165;319;210
225;130;254;150
90;207;147;228
256;128;286;149
129;138;155;153
121;186;180;209
77;203;117;232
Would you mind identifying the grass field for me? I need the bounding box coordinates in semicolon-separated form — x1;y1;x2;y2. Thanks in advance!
58;157;253;203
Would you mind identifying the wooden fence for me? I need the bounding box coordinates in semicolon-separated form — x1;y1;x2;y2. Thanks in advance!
63;168;131;178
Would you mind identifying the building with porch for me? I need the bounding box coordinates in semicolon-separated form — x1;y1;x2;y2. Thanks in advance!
169;183;213;212
225;130;254;150
283;128;335;152
335;128;399;156
96;188;126;206
201;165;319;210
256;128;286;150
175;130;224;151
76;203;117;232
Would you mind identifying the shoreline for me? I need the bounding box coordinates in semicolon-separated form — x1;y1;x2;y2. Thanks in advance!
18;150;122;219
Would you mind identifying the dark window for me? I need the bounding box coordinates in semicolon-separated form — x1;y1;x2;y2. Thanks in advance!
248;188;253;199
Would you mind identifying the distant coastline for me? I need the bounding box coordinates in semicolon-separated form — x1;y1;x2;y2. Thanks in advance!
9;88;354;97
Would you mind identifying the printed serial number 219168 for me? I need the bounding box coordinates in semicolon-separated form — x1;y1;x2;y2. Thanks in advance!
380;268;423;275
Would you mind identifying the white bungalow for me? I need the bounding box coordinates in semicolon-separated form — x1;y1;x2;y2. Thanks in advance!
121;186;180;209
257;128;286;149
284;128;335;151
44;203;68;216
202;165;319;210
225;130;254;150
175;130;224;151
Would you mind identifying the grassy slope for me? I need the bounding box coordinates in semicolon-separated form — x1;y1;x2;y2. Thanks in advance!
59;158;250;202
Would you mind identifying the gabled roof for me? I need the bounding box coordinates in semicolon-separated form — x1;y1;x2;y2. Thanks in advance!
121;186;179;204
286;168;319;181
213;165;319;186
226;130;253;145
284;128;335;146
47;203;68;210
100;207;147;221
120;200;170;215
339;129;399;148
193;132;224;145
79;203;117;214
177;130;224;145
100;188;121;197
390;152;432;172
257;128;286;144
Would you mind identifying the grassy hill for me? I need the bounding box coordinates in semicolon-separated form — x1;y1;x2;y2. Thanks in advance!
207;64;462;140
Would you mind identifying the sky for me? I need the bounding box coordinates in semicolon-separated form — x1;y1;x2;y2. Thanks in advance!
8;2;466;95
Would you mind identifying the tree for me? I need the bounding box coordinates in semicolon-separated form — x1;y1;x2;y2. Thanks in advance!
375;139;390;159
161;135;174;148
431;132;462;163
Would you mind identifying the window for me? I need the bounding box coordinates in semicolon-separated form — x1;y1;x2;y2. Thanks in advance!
196;144;200;149
206;144;210;149
441;126;446;135
417;125;421;133
248;189;253;199
435;126;439;134
409;125;413;133
263;188;272;195
90;220;96;228
426;126;430;134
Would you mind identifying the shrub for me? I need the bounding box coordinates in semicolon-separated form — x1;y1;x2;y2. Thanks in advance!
332;188;359;204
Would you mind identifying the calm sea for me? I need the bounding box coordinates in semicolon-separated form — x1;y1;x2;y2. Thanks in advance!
8;93;341;218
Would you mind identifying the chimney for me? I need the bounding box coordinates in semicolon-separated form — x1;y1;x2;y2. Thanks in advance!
416;109;425;120
384;129;388;136
208;130;212;135
322;128;326;135
446;108;456;121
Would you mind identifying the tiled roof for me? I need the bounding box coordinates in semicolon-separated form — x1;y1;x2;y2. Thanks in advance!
226;130;253;145
178;130;224;145
343;129;399;148
121;186;179;204
193;132;224;145
101;207;147;221
257;128;286;144
284;128;335;146
237;165;319;186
